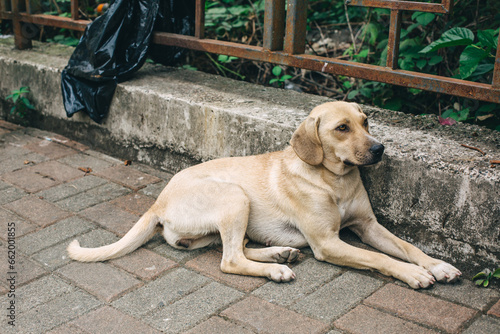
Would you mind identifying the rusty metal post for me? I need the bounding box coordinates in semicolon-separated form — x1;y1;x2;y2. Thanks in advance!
492;32;500;89
195;0;205;39
386;9;402;69
263;0;285;51
12;0;32;49
284;0;307;54
71;0;79;20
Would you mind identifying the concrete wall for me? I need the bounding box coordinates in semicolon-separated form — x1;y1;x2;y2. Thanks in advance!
1;37;498;276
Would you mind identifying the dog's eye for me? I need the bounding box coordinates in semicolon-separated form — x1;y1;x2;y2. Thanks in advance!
336;124;349;132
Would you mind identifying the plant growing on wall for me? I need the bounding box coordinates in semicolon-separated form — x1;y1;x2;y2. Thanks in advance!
6;86;36;119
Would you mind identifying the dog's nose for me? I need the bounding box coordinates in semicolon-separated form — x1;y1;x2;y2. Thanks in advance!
370;143;385;157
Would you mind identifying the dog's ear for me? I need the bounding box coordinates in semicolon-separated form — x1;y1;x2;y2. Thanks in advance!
291;116;323;165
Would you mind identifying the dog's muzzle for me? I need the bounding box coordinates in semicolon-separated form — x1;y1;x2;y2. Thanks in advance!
369;143;385;162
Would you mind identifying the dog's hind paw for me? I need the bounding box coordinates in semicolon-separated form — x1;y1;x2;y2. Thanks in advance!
428;262;462;283
273;247;300;264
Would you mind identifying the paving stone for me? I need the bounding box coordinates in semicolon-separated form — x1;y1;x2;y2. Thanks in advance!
0;151;48;175
58;261;142;302
487;298;500;317
139;180;169;198
86;149;124;164
1;165;60;193
96;165;162;190
1;289;101;333
3;195;72;227
70;306;161;334
112;267;210;317
24;139;77;159
0;275;72;314
334;304;438;334
0;120;23;131
111;193;156;215
58;152;113;172
55;182;131;212
183;316;256;334
152;243;210;263
0;249;47;288
364;283;478;333
133;162;174;181
36;175;107;202
2;160;84;192
144;282;243;333
46;323;90;334
79;202;140;236
0;186;26;205
291;271;384;322
0;208;36;241
110;248;178;280
185;249;267;292
253;258;343;306
34;229;119;270
18;216;94;255
222;296;329;334
424;279;500;311
45;133;89;152
463;315;500;334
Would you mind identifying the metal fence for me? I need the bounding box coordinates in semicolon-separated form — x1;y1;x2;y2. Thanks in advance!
1;0;499;104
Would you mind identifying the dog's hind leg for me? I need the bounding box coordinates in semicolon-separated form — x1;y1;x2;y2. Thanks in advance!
243;240;300;264
217;185;295;282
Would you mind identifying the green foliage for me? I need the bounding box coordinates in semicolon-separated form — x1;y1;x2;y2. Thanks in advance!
6;86;35;118
473;268;500;288
269;66;292;86
420;27;498;80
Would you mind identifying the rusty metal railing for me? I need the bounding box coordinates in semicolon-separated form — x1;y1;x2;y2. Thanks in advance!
1;0;499;104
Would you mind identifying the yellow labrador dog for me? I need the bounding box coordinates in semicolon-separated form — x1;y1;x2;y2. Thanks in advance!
68;101;461;289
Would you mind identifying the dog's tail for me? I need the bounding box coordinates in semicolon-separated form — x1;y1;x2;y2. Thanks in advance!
67;209;159;262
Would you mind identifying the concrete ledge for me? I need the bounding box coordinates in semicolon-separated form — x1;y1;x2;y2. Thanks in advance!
0;38;498;276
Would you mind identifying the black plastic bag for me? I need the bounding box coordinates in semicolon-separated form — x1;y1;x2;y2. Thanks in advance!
61;0;195;123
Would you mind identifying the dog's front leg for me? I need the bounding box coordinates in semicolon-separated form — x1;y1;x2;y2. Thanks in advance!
299;210;437;289
349;219;462;284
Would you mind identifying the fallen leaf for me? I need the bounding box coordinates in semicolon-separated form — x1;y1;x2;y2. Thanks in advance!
124;160;132;166
78;167;93;174
24;160;34;165
438;116;457;126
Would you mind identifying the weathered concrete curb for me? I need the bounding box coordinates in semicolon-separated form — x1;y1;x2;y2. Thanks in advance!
0;37;498;275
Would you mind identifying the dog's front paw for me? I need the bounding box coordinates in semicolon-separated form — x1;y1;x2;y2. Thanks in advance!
397;263;436;289
268;264;296;283
427;262;462;283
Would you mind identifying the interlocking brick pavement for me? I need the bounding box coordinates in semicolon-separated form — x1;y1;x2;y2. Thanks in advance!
0;121;498;333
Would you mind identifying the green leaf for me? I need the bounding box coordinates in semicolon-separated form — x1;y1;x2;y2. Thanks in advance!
428;55;443;66
272;66;282;77
413;12;436;26
442;109;458;120
416;59;427;70
420;27;474;54
383;98;402;111
348;90;359;99
279;75;292;82
477;30;497;49
459;45;489;79
474;279;485;286
269;78;279;84
21;97;35;110
457;108;470;122
483;280;490;287
20;86;30;93
343;81;352;89
472;272;487;280
218;55;229;63
493;268;500;278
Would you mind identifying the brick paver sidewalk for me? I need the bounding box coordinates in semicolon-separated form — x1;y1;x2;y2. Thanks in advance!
0;120;499;334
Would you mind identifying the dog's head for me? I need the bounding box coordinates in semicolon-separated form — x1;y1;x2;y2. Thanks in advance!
291;102;384;174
